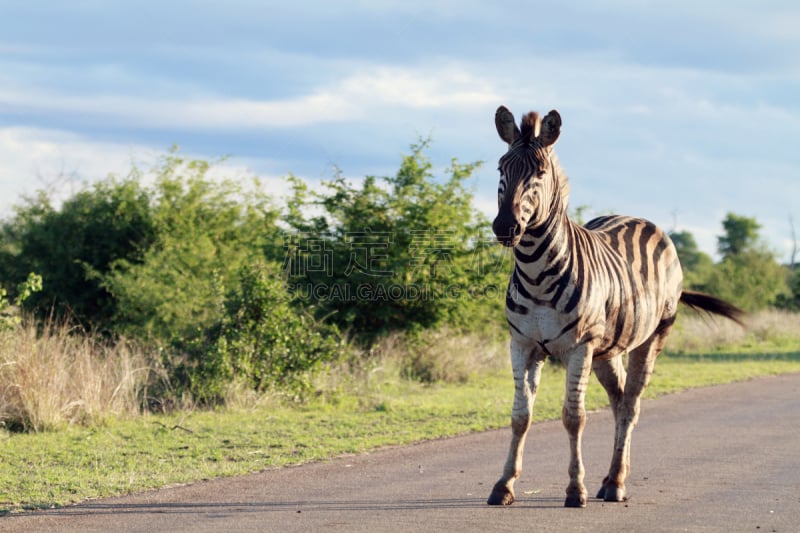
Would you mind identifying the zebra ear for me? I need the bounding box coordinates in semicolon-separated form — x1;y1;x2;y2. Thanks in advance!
495;106;520;146
539;109;562;148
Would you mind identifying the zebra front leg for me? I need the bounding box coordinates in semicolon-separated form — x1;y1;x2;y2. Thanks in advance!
487;340;544;505
562;345;593;508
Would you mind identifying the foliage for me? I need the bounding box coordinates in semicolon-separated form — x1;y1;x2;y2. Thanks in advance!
707;213;790;310
0;178;155;329
0;272;42;330
284;138;509;341
675;214;791;309
3;140;796;409
717;212;761;259
774;266;800;310
703;248;789;311
182;262;348;404
0;150;284;342
0;142;511;399
669;230;714;290
103;152;283;343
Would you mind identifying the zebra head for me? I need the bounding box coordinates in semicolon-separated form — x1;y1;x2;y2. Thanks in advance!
492;106;562;247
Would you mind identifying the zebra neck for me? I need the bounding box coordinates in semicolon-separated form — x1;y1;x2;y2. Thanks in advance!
512;208;576;297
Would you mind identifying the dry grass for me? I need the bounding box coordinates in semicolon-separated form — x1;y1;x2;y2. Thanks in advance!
374;327;508;384
347;327;508;386
0;318;159;432
666;308;800;355
2;308;797;431
311;310;800;405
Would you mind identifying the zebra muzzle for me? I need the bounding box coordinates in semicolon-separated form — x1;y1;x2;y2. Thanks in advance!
492;215;522;247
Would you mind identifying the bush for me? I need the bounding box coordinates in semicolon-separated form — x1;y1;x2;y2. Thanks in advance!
0;272;42;331
0;143;514;400
104;152;284;343
0;178;155;329
704;248;790;311
181;262;348;404
0;150;285;343
774;266;800;311
285;139;509;342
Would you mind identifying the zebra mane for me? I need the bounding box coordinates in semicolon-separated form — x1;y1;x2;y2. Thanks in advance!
520;111;541;140
549;151;571;207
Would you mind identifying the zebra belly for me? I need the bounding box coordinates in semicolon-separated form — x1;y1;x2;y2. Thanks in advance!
508;295;669;360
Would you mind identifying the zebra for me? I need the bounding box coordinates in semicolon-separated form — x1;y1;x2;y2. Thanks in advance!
487;106;745;508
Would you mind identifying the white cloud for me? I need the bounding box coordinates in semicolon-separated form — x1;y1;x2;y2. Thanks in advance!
0;127;151;211
341;66;499;109
0;127;300;216
0;64;499;131
0;89;358;130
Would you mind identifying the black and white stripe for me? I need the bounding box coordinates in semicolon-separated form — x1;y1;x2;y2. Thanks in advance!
486;106;744;508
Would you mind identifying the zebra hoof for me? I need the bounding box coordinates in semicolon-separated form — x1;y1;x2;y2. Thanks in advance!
564;492;587;508
602;484;626;503
596;476;610;499
487;482;515;505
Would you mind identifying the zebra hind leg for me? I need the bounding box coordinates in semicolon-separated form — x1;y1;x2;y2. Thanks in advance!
592;354;627;500
599;322;673;502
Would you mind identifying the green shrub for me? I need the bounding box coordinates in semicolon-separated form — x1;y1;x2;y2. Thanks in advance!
704;249;790;311
0;178;154;329
104;152;283;343
284;139;509;342
183;262;348;404
0;272;42;331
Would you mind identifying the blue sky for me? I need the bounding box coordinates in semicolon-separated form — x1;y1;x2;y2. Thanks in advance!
1;1;798;261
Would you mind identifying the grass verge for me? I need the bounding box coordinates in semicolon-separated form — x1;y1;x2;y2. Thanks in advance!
1;322;798;514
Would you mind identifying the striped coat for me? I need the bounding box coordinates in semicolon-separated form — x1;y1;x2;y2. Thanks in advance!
487;106;744;508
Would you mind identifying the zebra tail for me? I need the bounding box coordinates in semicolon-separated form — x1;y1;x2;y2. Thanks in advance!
679;290;747;327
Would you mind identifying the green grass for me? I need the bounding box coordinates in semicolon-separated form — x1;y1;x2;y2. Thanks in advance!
1;341;798;514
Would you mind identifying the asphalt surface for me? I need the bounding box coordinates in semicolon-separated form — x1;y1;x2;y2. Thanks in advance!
4;373;799;532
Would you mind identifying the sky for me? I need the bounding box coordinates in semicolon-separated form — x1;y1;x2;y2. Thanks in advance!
1;1;798;261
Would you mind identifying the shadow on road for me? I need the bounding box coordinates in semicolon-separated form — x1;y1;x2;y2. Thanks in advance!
4;496;568;520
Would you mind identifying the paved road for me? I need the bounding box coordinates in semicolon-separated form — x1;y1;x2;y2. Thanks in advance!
4;373;800;532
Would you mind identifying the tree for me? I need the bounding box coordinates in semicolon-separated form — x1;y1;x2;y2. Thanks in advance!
0;177;156;329
669;230;713;290
774;266;800;310
103;152;284;343
705;214;790;311
717;213;760;258
0;150;286;340
181;262;348;404
705;250;789;311
284;139;508;342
